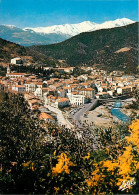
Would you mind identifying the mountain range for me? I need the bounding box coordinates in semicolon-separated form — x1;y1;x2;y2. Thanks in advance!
0;18;134;46
0;21;138;74
25;18;134;36
0;25;69;46
31;22;138;74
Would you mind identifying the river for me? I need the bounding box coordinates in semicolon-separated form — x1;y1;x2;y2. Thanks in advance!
111;101;130;122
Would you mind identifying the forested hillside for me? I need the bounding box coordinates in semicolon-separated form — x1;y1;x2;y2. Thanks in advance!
0;38;56;66
31;22;138;73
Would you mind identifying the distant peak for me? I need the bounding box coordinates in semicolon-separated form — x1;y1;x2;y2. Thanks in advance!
80;21;95;24
112;18;135;24
3;24;16;28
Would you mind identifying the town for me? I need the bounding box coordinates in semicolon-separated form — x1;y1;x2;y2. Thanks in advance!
0;57;139;129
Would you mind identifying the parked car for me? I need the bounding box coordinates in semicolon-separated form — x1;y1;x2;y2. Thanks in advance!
97;114;102;117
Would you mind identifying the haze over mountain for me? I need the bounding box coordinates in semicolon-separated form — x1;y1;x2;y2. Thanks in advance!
0;25;70;46
0;18;135;46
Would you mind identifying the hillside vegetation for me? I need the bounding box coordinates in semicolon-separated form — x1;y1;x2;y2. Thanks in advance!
31;22;138;74
0;92;139;194
0;38;56;66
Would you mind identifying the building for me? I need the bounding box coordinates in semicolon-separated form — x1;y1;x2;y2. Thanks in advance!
39;112;55;122
117;86;132;95
57;89;66;98
78;88;95;98
107;90;114;96
55;98;70;108
25;82;36;93
11;57;23;65
95;92;110;99
28;99;41;110
34;88;43;97
12;85;26;92
56;67;74;73
6;72;26;78
67;92;87;106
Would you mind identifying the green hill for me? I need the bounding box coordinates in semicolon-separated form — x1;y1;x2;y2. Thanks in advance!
0;38;56;66
31;22;138;74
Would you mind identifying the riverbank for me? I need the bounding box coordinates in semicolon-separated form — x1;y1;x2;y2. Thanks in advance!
121;99;139;117
80;105;116;128
80;98;137;128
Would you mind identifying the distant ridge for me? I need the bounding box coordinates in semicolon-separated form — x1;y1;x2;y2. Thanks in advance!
0;37;56;66
0;25;70;46
31;22;138;74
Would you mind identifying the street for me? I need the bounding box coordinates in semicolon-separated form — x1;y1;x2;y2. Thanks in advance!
71;99;98;128
45;105;74;129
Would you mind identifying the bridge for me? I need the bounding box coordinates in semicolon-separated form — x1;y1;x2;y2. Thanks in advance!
99;95;133;104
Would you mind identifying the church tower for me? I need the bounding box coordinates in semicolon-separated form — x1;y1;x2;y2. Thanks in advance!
7;64;11;74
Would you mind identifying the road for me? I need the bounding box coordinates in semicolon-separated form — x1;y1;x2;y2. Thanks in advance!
45;105;73;129
46;102;99;150
71;99;98;128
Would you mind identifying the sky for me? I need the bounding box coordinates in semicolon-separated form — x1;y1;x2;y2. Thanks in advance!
0;0;138;28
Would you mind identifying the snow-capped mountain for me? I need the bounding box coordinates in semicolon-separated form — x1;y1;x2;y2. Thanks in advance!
0;18;135;46
24;18;135;36
3;24;16;28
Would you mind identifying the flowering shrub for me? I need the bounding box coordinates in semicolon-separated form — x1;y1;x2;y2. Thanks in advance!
52;153;75;176
0;92;139;194
86;119;139;194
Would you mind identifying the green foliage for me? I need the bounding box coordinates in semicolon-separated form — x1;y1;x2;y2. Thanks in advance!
0;92;138;194
0;66;6;76
126;88;139;111
0;92;92;194
0;37;56;65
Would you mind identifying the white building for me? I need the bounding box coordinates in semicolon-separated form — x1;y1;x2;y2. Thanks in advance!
67;92;87;106
11;58;23;65
25;82;36;93
34;88;43;97
117;87;132;95
6;67;26;78
78;88;95;98
107;90;114;96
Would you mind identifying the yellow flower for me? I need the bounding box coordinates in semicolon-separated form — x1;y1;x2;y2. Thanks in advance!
52;153;75;176
86;120;139;190
102;160;118;171
54;187;60;193
22;161;35;171
84;153;90;160
22;161;31;167
54;150;56;156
